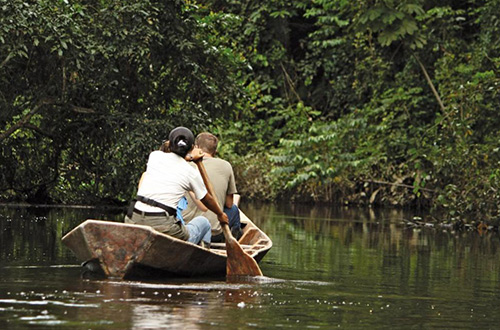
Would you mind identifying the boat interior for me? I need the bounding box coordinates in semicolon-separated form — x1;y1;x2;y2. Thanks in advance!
209;220;272;257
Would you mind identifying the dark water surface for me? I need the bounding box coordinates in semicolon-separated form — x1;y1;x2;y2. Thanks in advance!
1;203;500;329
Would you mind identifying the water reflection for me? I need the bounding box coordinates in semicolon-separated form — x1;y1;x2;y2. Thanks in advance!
2;203;500;329
0;205;124;266
93;280;265;329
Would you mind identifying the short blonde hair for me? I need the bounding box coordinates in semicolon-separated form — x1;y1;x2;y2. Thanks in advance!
195;132;218;155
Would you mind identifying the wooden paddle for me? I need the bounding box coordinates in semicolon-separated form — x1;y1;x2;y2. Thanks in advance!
196;161;263;277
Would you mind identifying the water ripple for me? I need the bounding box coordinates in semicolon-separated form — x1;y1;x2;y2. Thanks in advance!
0;299;100;308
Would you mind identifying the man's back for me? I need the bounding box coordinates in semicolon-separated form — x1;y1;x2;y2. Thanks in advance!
183;157;237;235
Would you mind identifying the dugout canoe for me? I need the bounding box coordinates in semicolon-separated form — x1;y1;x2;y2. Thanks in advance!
61;211;272;279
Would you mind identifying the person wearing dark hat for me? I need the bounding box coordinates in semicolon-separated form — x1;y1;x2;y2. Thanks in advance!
124;127;228;247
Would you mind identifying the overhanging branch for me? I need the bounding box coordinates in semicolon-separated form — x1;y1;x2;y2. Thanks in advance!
0;99;52;142
364;179;435;193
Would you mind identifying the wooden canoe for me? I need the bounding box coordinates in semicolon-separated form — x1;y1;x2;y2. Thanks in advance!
62;211;272;279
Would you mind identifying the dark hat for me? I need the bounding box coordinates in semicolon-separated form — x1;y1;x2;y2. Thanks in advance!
168;126;195;157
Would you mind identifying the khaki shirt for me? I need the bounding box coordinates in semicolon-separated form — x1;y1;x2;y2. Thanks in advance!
183;157;237;235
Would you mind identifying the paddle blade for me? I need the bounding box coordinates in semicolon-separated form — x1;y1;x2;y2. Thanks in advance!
223;225;263;276
196;161;262;277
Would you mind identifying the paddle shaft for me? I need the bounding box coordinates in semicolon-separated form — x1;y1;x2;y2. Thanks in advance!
195;160;226;222
195;160;263;277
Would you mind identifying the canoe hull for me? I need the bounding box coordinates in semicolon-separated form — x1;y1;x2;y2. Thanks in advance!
62;212;271;279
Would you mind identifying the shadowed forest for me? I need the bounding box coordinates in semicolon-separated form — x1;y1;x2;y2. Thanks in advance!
1;0;500;224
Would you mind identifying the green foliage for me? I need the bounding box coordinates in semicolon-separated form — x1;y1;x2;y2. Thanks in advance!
2;0;500;225
0;0;242;204
357;0;426;48
213;0;500;222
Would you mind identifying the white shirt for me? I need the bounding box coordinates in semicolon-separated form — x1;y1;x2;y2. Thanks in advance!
135;151;207;212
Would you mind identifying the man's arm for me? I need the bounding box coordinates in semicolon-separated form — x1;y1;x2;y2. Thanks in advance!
200;193;228;224
225;194;234;209
189;191;208;212
138;172;145;189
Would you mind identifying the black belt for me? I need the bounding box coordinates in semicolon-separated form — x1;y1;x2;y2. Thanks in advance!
126;196;177;218
136;195;176;215
133;208;169;217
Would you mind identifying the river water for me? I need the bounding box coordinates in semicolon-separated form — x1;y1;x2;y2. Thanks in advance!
1;203;500;329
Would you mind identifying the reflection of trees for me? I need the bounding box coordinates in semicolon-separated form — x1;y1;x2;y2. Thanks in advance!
3;201;500;325
243;202;500;297
0;206;124;264
68;280;263;329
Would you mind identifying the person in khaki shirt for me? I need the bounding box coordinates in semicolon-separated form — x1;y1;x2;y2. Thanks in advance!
183;132;242;242
125;127;228;248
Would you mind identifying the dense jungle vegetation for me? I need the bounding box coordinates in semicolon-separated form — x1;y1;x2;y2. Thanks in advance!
1;0;500;224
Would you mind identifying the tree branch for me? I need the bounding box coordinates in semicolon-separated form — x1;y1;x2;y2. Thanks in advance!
413;53;446;113
0;99;52;143
70;105;95;113
364;179;435;193
0;52;15;70
280;62;302;103
23;124;54;139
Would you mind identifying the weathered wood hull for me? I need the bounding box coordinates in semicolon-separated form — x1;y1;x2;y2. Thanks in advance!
62;211;272;279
